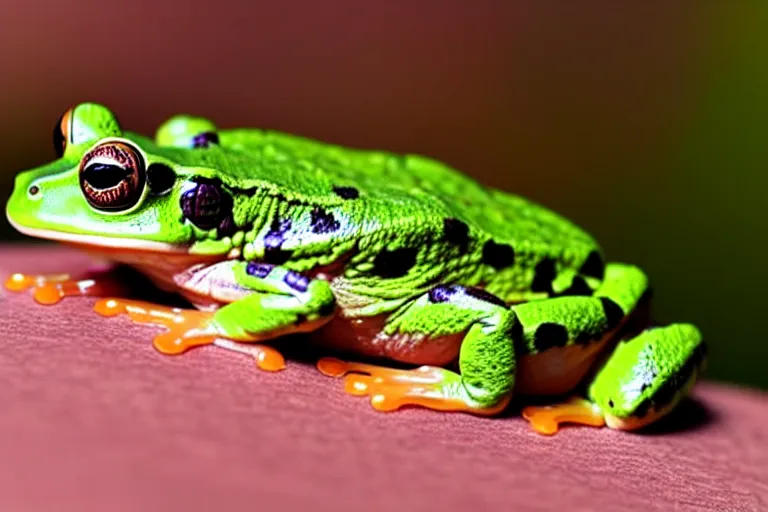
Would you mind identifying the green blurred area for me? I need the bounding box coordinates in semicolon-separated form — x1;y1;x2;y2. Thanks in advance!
0;2;766;389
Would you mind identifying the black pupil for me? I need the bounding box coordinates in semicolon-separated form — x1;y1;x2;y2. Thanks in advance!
83;163;131;189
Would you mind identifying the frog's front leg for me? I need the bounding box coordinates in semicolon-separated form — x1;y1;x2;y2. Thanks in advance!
96;261;336;371
319;285;519;414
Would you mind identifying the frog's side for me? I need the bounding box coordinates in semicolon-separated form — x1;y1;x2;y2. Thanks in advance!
5;103;705;435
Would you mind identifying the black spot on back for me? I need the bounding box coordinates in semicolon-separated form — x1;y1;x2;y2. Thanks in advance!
217;216;238;237
192;131;219;149
265;249;293;264
533;322;569;352
372;247;417;278
482;241;515;270
284;271;310;293
599;297;625;330
332;186;359;200
310;207;340;234
510;319;525;348
464;287;508;308
246;262;274;278
575;330;595;344
580;251;605;279
264;218;293;264
443;218;470;251
428;284;459;303
531;258;556;293
559;276;592;296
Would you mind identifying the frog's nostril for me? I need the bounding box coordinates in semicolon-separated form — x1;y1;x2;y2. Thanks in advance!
28;185;40;196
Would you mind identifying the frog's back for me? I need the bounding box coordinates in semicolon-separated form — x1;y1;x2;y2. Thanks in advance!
213;127;601;302
220;127;593;248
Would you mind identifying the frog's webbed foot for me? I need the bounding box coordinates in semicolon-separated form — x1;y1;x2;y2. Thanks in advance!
95;298;286;372
5;270;129;305
521;397;606;435
318;357;509;415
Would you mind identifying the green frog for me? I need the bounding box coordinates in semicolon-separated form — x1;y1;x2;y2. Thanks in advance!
4;103;706;435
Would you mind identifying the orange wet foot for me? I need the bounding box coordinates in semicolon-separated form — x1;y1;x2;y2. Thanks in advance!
95;298;218;355
5;272;127;305
94;298;286;371
318;357;508;415
212;338;286;372
521;397;606;435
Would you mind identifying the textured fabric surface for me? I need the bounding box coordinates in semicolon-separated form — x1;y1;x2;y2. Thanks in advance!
0;246;766;512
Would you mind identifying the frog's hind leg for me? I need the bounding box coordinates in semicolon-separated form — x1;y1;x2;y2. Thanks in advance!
319;284;519;414
520;263;706;434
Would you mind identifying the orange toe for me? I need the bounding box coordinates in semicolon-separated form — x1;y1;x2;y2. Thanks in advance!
6;272;128;305
94;298;216;355
94;298;287;371
5;272;70;292
522;397;606;435
212;339;286;372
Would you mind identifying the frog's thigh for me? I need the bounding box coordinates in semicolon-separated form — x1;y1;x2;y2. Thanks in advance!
96;261;335;371
319;285;519;414
513;263;649;396
520;263;703;435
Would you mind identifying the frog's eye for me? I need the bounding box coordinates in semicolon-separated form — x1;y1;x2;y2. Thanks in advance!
79;141;146;212
53;107;74;158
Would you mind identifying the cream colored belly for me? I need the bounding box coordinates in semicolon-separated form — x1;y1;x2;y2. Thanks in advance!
311;314;612;397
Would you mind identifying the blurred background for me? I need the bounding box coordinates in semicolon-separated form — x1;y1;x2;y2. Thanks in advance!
0;1;765;389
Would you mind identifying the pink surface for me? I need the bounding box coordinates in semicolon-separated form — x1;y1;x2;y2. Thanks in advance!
0;245;766;512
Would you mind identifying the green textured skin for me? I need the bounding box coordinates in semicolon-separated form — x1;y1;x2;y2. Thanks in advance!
384;288;517;407
208;262;335;341
588;324;705;418
5;103;706;420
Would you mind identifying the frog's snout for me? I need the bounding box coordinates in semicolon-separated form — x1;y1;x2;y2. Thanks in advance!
11;170;41;200
6;170;46;231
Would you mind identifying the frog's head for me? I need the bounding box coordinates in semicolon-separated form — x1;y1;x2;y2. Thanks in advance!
6;103;225;253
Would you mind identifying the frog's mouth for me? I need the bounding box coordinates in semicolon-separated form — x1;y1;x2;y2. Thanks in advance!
7;219;191;254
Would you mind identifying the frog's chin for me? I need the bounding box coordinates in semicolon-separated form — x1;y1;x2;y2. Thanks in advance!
8;219;190;254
